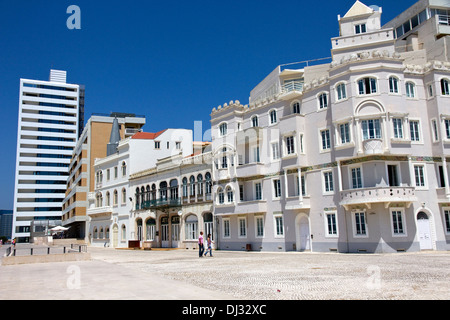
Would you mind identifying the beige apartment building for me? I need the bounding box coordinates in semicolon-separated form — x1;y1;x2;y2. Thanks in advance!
61;113;145;239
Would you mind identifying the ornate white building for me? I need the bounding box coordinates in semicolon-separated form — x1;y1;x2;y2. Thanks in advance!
210;0;450;253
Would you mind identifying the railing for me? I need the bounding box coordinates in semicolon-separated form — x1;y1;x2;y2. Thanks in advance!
281;81;304;94
340;186;416;207
136;198;181;210
438;14;450;26
5;244;87;257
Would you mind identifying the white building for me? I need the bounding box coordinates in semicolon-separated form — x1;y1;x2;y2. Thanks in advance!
87;126;193;247
210;0;450;253
12;70;84;243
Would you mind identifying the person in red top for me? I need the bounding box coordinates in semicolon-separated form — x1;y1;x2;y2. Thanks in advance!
198;231;204;257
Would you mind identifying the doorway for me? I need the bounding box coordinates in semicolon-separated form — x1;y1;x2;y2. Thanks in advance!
112;224;118;248
387;165;400;187
161;216;169;248
296;214;311;252
417;212;433;250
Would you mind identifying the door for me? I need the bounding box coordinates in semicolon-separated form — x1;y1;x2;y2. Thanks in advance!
161;216;169;248
112;224;118;248
297;216;310;251
387;165;399;187
171;224;179;248
417;212;432;250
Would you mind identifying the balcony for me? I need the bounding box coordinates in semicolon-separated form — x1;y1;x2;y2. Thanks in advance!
340;186;417;210
236;162;265;177
136;198;181;211
279;81;304;100
285;196;310;210
234;200;267;215
87;206;113;218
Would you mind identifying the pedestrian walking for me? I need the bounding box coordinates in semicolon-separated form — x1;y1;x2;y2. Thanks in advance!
198;231;204;257
204;233;213;257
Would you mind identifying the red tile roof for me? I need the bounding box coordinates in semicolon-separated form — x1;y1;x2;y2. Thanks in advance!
132;129;167;140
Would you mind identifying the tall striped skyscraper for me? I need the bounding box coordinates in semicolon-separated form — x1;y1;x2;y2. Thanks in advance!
12;70;84;243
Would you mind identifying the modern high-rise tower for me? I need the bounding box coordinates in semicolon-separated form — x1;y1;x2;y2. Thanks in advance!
12;70;84;243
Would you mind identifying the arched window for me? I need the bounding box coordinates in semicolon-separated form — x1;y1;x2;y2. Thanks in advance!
135;188;140;208
226;186;234;203
441;78;450;96
99;227;104;239
185;215;198;240
182;177;188;197
318;92;328;109
217;187;224;204
106;191;110;206
159;181;168;200
170;179;178;200
122;188;127;204
197;174;203;195
121;161;127;176
113;189;118;206
151;184;156;201
292;101;301;114
336;83;347;101
269;110;277;124
406;82;416;98
96;193;103;207
205;172;212;194
93;227;98;239
189;176;195;196
121;224;126;241
389;76;400;94
106;228;110;239
358;77;377;95
251;115;259;127
146;218;156;241
219;123;228;136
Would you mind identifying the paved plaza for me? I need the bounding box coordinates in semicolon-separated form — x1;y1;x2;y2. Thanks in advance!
0;245;449;300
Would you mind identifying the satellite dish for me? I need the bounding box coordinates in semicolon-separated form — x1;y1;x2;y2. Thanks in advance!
369;5;380;12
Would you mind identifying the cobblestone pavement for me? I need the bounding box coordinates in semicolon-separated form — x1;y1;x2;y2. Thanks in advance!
88;247;450;300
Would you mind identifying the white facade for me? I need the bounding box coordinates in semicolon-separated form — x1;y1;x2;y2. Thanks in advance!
87;129;193;247
12;70;83;242
210;0;450;253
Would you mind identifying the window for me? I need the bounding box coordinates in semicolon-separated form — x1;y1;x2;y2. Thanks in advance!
218;188;224;204
444;210;450;234
269;110;277;124
114;166;118;179
121;162;127;176
292;102;301;114
286;136;295;155
226;186;234;203
154;141;160;149
391;209;406;236
432;119;439;142
273;179;281;198
253;146;260;163
354;212;367;236
219;123;228;136
355;23;367;34
392;118;404;139
113;189;118;206
106;191;110;206
410;120;421;142
121;225;126;241
389;76;399;94
106;169;110;181
414;165;426;188
255;182;262;200
255;216;264;237
239;185;244;201
336;83;347;101
274;215;284;237
441;79;450;96
358;77;377;95
251;116;259;127
122;188;126;204
321;129;331;151
406;82;416;98
238;217;247;238
339;123;351;144
185;215;198;240
326;212;338;236
351;167;363;189
323;171;334;193
271;142;280;160
318;93;328;109
446;119;450;139
362;119;381;140
223;219;230;238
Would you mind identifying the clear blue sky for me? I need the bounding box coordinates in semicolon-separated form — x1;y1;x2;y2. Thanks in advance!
0;0;415;209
